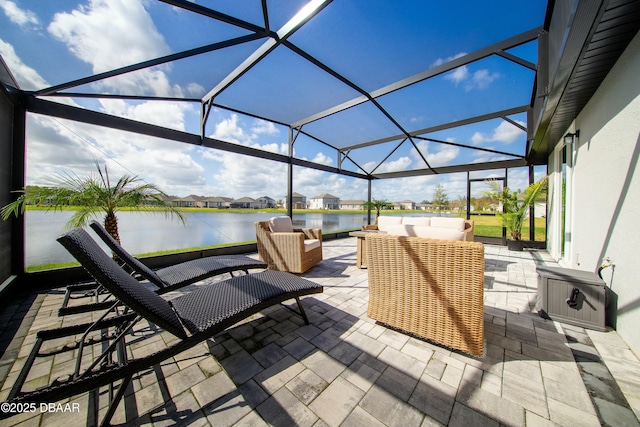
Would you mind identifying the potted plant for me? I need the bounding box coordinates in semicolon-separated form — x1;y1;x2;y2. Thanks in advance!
360;199;393;230
487;177;548;251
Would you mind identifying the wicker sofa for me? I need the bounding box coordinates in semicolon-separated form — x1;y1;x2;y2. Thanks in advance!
363;215;474;241
365;233;485;356
255;218;322;273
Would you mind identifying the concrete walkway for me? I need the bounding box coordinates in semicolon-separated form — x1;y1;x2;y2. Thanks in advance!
1;238;639;426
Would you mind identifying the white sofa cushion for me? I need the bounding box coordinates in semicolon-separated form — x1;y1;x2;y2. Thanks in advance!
269;216;294;232
402;217;431;226
303;239;321;252
413;226;465;241
385;224;412;236
377;216;403;232
430;217;466;231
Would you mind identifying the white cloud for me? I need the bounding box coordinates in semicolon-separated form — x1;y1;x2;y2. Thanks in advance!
0;39;48;90
433;52;500;91
372;157;412;173
24;112;207;196
251;120;279;136
185;82;206;97
48;0;167;72
0;0;39;27
210;151;288;198
445;66;469;85
469;69;500;90
471;120;525;145
433;52;469;86
211;114;253;145
46;0;190;97
412;140;460;167
99;99;193;133
432;52;467;68
209;114;288;156
311;152;333;166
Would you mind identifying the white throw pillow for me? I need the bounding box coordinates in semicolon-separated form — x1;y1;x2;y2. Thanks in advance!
402;217;431;226
377;216;403;232
269;216;294;232
430;217;466;231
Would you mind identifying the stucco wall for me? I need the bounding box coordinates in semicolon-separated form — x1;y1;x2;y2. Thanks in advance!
558;31;640;354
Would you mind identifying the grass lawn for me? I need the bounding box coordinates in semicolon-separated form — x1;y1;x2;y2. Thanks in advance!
469;214;547;241
364;209;547;241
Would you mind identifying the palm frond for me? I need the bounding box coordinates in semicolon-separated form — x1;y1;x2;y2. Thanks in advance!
1;161;186;231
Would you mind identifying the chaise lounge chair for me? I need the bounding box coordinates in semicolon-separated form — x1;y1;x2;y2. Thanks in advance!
2;227;322;427
58;221;268;315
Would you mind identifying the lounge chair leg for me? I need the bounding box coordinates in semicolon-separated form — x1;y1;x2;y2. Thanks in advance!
100;373;133;427
295;297;310;325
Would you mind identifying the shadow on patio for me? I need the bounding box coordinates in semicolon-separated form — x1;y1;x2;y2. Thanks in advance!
1;237;639;426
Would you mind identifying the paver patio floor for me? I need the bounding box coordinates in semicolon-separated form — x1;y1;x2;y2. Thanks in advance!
1;237;639;426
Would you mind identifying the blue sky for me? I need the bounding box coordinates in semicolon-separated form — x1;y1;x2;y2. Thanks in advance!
0;0;547;203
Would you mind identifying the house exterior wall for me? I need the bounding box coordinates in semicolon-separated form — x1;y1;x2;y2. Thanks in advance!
284;196;306;209
257;197;275;208
340;201;364;210
310;197;339;210
547;32;640;354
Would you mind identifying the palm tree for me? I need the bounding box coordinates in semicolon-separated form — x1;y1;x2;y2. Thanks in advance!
486;177;548;241
361;199;393;224
1;161;185;246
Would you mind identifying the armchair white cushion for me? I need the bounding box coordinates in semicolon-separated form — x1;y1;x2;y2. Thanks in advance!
269;216;295;232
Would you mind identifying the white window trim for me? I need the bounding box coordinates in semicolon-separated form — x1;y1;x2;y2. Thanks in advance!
551;135;574;266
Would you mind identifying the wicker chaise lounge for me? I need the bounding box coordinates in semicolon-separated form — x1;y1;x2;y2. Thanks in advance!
90;221;267;290
1;227;322;427
255;217;322;273
366;233;485;356
59;221;268;315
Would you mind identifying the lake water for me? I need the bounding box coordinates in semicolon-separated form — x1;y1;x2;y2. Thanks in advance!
24;210;377;266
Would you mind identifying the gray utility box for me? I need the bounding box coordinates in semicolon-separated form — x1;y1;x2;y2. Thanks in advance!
537;266;607;331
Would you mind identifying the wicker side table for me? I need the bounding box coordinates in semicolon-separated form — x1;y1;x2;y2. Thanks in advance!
348;230;378;268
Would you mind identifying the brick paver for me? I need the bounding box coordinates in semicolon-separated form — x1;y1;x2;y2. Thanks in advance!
1;238;640;426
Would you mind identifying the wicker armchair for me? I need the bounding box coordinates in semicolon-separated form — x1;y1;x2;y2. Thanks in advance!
255;217;323;273
365;233;485;356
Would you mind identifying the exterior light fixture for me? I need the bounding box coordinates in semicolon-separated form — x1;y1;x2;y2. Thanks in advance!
564;130;580;145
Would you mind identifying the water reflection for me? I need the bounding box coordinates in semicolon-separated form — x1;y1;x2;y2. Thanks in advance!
25;211;370;266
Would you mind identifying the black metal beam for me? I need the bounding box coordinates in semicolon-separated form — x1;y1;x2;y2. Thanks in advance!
35;34;265;96
495;50;537;70
341;105;530;151
372;158;528;179
156;0;268;34
284;40;433;170
202;0;333;104
293;27;542;128
0;55;19;90
43;93;201;103
11;92;26;275
414;135;525;159
370;139;407;175
25;97;367;180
